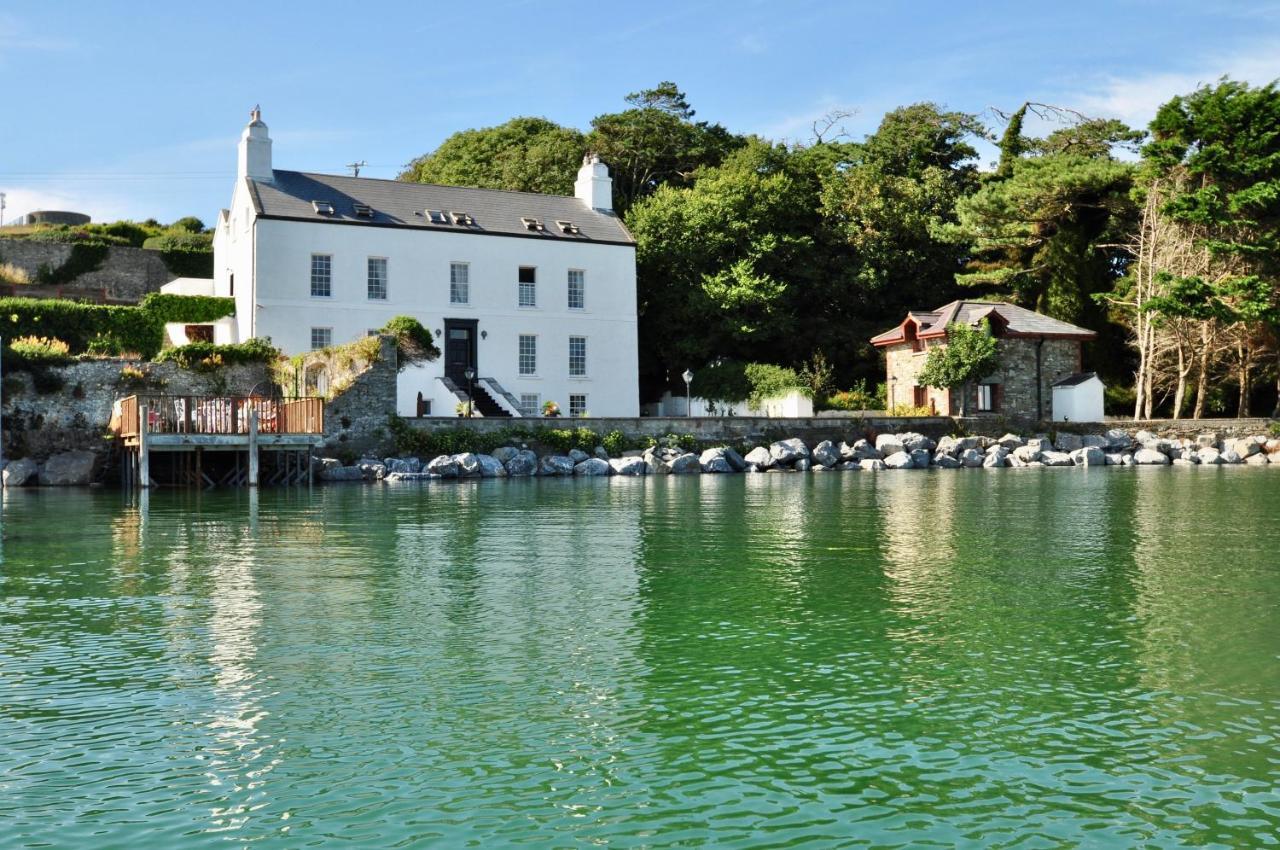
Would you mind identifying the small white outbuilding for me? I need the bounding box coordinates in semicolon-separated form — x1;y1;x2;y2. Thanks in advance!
1052;372;1105;423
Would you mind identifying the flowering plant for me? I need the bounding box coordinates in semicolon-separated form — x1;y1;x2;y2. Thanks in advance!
542;400;561;417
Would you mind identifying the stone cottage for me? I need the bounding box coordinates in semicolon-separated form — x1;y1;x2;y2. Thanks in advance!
870;301;1097;421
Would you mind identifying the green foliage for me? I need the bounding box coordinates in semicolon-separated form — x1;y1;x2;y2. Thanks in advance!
36;242;111;285
379;316;441;370
140;292;235;323
1269;422;1280;438
916;320;1000;415
743;362;807;406
168;216;206;234
887;403;935;417
399;117;586;195
799;351;835;406
154;338;280;369
823;380;886;411
602;430;627;457
0;297;163;358
690;359;751;402
141;231;214;277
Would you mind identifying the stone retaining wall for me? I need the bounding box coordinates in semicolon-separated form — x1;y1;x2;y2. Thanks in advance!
0;241;177;303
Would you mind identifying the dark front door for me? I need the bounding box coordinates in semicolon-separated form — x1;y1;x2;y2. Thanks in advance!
444;318;478;385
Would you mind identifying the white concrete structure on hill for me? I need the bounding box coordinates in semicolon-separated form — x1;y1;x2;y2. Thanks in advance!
211;108;640;417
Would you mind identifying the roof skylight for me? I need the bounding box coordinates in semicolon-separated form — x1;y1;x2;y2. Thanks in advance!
312;201;335;215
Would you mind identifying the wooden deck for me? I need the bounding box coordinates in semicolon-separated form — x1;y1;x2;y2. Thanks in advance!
115;394;325;488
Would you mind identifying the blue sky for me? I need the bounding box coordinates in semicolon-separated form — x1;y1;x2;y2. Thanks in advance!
4;1;1280;224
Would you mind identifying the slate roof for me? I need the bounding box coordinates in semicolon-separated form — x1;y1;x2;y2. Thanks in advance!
870;300;1096;346
246;170;634;245
1053;371;1100;387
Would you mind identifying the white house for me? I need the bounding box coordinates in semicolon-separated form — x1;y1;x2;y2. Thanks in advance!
211;108;639;417
1051;372;1105;422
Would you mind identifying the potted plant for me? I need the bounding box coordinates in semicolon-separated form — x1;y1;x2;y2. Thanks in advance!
542;400;561;418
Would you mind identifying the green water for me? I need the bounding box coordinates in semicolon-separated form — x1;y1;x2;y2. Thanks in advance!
2;470;1278;848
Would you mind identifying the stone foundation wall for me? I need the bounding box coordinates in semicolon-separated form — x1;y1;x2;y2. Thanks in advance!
300;335;400;457
0;241;177;303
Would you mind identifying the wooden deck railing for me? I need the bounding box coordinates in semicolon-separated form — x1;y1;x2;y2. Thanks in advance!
116;394;325;437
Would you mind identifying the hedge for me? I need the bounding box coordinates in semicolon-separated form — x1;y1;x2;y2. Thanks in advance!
0;297;163;358
154;338;279;369
140;293;234;323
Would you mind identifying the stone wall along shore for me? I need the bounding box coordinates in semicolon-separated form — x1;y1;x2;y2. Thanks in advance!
312;426;1280;483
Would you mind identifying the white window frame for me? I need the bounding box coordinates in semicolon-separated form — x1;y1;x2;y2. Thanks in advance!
519;393;541;417
569;394;587;418
450;262;470;305
568;335;587;377
367;256;388;300
568;269;585;310
310;253;332;298
310;327;332;350
518;266;537;308
518;334;537;376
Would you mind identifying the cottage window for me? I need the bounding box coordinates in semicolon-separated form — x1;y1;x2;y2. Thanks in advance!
518;266;536;307
310;254;332;297
519;393;540;417
978;384;1000;412
450;262;470;304
518;334;537;375
367;257;388;300
568;269;585;309
568;336;587;377
913;386;928;409
310;327;332;350
569;394;587;418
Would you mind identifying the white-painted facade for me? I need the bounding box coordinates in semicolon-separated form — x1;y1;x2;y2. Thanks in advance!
211;110;640;417
158;277;236;346
1052;373;1105;423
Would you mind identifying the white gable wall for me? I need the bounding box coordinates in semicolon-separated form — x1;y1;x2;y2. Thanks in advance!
247;217;639;417
1052;376;1105;423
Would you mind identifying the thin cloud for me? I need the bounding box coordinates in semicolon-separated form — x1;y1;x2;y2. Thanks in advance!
0;13;76;57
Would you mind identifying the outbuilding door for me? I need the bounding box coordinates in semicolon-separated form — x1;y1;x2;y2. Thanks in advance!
443;318;478;385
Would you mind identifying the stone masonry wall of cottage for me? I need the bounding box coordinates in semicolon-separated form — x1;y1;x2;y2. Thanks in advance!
887;337;1082;422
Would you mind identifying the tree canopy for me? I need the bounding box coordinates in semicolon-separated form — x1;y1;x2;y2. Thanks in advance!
399;117;586;195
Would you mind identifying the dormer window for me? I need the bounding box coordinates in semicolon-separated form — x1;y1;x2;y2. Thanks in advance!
312;201;335;215
521;217;545;232
556;220;580;235
352;202;373;217
449;211;474;226
426;209;448;224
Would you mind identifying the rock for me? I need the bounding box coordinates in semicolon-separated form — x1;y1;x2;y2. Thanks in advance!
505;450;539;476
1220;449;1243;464
1054;432;1084;452
1228;438;1260;458
649;460;671;475
491;446;520;464
909;449;932;468
875;434;905;457
860;458;887;471
1006;454;1026;468
1104;429;1133;451
384;471;440;482
426;455;460;477
953;436;982;452
1072;446;1106;467
902;433;936;453
1081;435;1108;450
319;464;365;482
1013;445;1042;463
982;450;1006;468
538;455;576;476
769;438;810;465
722;447;746;471
933;452;961;469
794;458;812;472
609;457;647;476
699;447;726;467
453;453;482;477
357;459;387;480
1265;438;1280;456
1025;438;1050;454
702;456;735;473
1245;452;1271;466
997;433;1025;450
2;458;38;487
1197;447;1222;465
1171;457;1195;466
386;457;422;474
476;454;508;477
1104;452;1124;466
849;439;882;461
935;435;960;456
837;461;860;471
1195;433;1220;449
622;449;646;458
812;440;840;467
668;453;702;474
568;448;590;464
959;448;984;468
37;451;98;486
743;446;774;469
1040;451;1076;467
594;445;610;460
883;451;914;469
1133;448;1171;466
574;457;612;476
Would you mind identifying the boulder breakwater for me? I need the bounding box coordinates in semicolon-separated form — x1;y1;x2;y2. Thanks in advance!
313;427;1280;483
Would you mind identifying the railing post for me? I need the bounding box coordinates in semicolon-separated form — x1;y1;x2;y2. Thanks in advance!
138;402;150;489
247;408;259;487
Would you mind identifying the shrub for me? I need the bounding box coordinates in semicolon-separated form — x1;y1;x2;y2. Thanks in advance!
744;362;807;407
140;293;235;324
542;400;561;416
379;316;440;370
887;403;934;417
168;216;206;234
800;351;835;407
154;338;280;369
602;429;627;457
1269;421;1280;438
0;262;30;285
9;335;71;362
823;380;886;412
0;297;164;357
691;360;751;402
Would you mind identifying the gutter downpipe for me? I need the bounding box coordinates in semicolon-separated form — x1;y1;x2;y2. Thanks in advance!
1035;337;1045;422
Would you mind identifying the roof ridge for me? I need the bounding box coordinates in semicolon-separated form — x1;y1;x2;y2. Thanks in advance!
276;169;604;209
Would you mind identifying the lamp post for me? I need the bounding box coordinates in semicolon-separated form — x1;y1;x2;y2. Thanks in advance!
682;368;693;417
464;367;475;418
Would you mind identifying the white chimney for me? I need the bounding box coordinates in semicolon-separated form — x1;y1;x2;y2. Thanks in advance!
574;153;613;212
237;105;273;183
